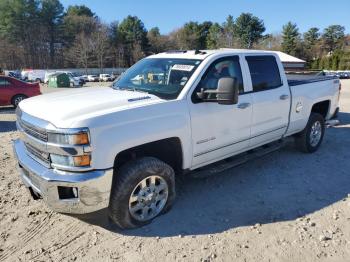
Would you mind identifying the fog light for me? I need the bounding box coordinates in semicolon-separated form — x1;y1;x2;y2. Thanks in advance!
73;155;91;166
58;186;78;199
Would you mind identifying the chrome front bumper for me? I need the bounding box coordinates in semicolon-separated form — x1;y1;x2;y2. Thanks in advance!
13;139;113;214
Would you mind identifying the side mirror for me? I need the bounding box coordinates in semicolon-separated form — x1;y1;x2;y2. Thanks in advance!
217;77;239;105
196;77;239;105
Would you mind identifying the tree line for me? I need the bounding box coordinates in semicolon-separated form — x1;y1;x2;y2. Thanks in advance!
0;0;349;71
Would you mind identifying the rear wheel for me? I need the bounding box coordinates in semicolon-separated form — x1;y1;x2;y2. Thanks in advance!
295;113;325;153
11;94;27;108
108;157;176;229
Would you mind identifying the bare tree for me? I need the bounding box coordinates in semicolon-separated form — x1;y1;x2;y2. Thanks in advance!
91;24;110;73
65;33;93;73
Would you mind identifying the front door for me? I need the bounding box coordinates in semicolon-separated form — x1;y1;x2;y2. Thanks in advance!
188;56;253;168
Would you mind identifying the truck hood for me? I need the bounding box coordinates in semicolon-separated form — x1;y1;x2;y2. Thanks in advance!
19;87;162;127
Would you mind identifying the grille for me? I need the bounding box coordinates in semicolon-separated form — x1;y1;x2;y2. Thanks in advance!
25;143;51;167
19;119;48;142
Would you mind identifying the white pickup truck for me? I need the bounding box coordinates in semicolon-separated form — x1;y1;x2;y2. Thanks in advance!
13;49;340;229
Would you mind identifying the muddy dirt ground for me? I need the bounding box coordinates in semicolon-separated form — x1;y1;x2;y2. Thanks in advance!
0;81;349;262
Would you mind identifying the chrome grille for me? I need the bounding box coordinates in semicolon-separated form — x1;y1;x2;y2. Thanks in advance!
25;143;51;167
19;119;48;142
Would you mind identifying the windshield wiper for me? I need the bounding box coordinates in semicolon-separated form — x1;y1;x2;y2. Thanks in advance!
114;86;150;95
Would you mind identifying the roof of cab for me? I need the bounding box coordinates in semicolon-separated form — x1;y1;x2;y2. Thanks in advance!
148;49;280;60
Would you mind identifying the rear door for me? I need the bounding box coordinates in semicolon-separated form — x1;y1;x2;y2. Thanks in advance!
245;55;290;146
0;77;13;105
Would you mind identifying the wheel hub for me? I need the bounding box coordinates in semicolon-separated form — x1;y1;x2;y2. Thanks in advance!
128;175;169;222
141;190;156;205
310;121;322;147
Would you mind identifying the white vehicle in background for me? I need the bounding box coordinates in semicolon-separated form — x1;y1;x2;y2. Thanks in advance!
80;75;89;82
99;74;113;82
27;70;46;83
57;71;84;86
13;49;340;229
21;70;32;81
88;75;99;82
69;77;81;87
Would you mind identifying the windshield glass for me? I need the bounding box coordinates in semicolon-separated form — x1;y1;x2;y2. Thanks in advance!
112;58;202;99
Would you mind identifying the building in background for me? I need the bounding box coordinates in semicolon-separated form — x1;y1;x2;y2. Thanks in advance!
274;51;306;70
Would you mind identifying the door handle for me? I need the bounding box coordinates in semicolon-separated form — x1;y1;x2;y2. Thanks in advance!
237;102;251;109
280;94;289;100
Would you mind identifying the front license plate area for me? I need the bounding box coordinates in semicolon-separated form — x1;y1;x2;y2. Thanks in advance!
21;166;41;192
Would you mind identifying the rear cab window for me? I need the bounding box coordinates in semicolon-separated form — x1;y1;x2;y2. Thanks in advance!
246;56;282;92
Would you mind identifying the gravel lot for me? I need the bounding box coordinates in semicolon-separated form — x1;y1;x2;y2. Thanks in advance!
0;81;349;262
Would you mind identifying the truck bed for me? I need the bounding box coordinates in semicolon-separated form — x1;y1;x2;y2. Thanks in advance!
287;74;337;86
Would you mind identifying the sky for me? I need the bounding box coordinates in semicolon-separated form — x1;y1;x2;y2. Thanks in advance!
60;0;350;34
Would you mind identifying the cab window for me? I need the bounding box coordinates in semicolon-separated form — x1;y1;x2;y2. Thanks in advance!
197;56;244;93
246;56;282;92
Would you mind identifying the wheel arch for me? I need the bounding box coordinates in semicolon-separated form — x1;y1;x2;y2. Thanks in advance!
310;100;330;119
113;137;184;175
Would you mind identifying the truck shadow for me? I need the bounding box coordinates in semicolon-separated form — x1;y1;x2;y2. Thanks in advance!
0;121;16;132
0;107;16;133
337;112;350;124
73;111;350;237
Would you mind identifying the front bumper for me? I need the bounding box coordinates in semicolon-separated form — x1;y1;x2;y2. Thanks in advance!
13;139;113;214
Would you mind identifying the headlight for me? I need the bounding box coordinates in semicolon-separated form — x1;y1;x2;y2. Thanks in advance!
47;131;89;145
51;154;91;167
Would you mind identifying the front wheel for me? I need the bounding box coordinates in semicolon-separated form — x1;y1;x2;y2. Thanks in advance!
295;113;325;153
108;157;176;229
11;94;27;108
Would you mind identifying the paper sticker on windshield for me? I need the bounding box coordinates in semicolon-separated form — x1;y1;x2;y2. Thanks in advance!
172;64;195;72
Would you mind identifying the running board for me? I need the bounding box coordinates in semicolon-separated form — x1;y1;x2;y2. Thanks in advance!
191;140;286;178
326;119;339;127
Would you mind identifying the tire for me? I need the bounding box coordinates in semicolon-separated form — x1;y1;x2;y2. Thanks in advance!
108;157;176;229
295;113;325;153
11;94;27;108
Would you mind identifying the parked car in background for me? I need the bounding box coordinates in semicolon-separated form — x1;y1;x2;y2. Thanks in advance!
56;71;84;86
69;77;82;87
99;74;113;82
339;72;350;79
68;72;85;85
0;76;41;107
80;75;89;82
87;75;99;82
7;71;22;79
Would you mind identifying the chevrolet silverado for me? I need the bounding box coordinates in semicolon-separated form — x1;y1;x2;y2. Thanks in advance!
13;49;340;228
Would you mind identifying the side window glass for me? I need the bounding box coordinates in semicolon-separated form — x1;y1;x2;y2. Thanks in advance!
246;56;282;92
198;57;244;94
0;78;10;87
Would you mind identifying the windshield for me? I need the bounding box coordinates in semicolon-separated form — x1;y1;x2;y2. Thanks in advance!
112;58;202;99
